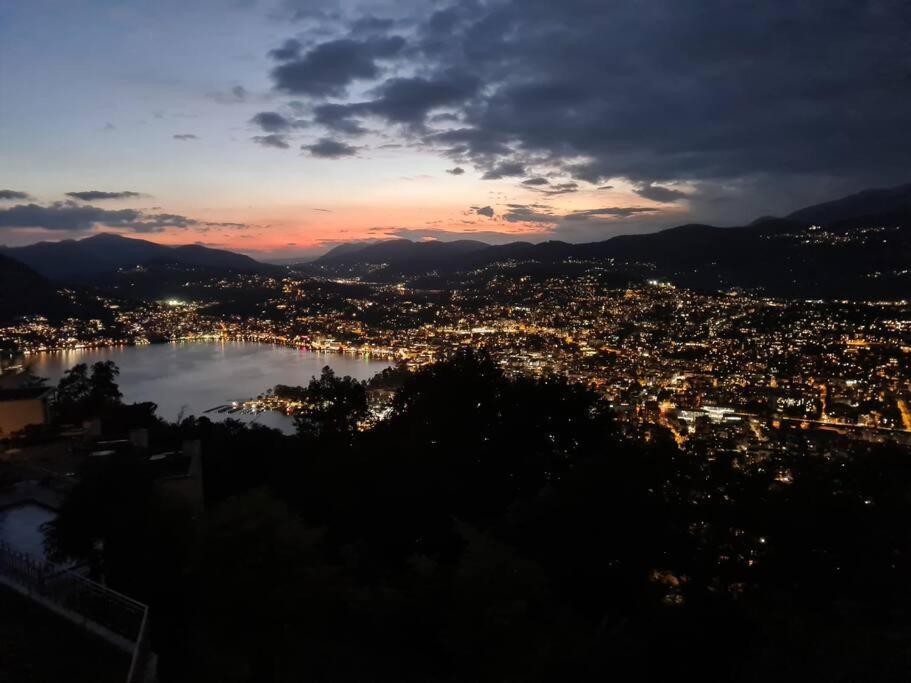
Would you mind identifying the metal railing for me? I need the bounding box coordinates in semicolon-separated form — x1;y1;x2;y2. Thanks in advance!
0;540;154;681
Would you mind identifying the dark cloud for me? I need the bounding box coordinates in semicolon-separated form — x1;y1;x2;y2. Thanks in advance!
270;36;405;97
472;205;495;218
564;207;659;221
302;138;358;158
173;134;199;140
252;134;291;149
429;127;511;159
539;182;579;196
262;0;911;224
633;184;689;203
482;161;526;180
502;205;558;224
446;167;465;175
302;72;479;132
201;220;250;230
359;72;479;125
431;0;909;193
250;111;295;132
136;213;199;231
500;203;659;225
519;178;581;195
522;177;579;196
65;191;143;201
0;190;31;201
268;39;302;61
313;103;368;135
0;201;198;233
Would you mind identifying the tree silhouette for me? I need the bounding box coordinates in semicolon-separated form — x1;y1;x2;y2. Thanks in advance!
43;353;911;682
54;360;123;424
292;366;367;441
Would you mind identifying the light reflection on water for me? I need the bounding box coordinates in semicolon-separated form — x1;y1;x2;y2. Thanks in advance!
26;342;391;434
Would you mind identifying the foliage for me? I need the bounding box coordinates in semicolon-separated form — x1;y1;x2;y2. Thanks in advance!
365;361;411;390
290;366;368;440
53;360;124;424
47;352;911;682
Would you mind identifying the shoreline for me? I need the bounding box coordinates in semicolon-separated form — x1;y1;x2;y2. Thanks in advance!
18;335;402;363
15;339;394;431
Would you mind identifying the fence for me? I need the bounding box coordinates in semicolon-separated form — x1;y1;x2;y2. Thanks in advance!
0;540;154;682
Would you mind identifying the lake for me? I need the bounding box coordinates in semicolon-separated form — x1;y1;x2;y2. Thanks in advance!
0;502;56;558
26;342;392;433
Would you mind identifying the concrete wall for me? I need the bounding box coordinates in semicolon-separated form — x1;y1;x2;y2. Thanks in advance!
0;399;48;436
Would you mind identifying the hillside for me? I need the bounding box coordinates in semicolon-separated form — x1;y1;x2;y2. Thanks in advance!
0;254;81;322
316;239;490;269
785;182;911;225
0;233;277;281
310;183;911;298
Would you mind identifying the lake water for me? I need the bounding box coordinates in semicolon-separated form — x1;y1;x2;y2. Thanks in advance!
26;342;392;433
0;502;56;558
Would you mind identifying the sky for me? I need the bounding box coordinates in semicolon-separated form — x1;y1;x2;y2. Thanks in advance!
1;0;909;260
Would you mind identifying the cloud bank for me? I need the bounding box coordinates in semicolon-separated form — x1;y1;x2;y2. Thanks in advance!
0;201;238;235
253;0;911;227
65;191;143;201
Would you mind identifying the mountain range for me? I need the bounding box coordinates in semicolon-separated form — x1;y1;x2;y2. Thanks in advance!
1;183;909;306
0;233;276;282
0;253;115;322
318;238;491;269
312;183;911;298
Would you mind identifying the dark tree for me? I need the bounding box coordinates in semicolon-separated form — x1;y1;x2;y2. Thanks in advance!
46;353;911;683
292;366;368;440
54;360;123;424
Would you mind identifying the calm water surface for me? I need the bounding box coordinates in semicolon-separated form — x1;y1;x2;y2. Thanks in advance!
27;342;391;433
0;503;56;558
